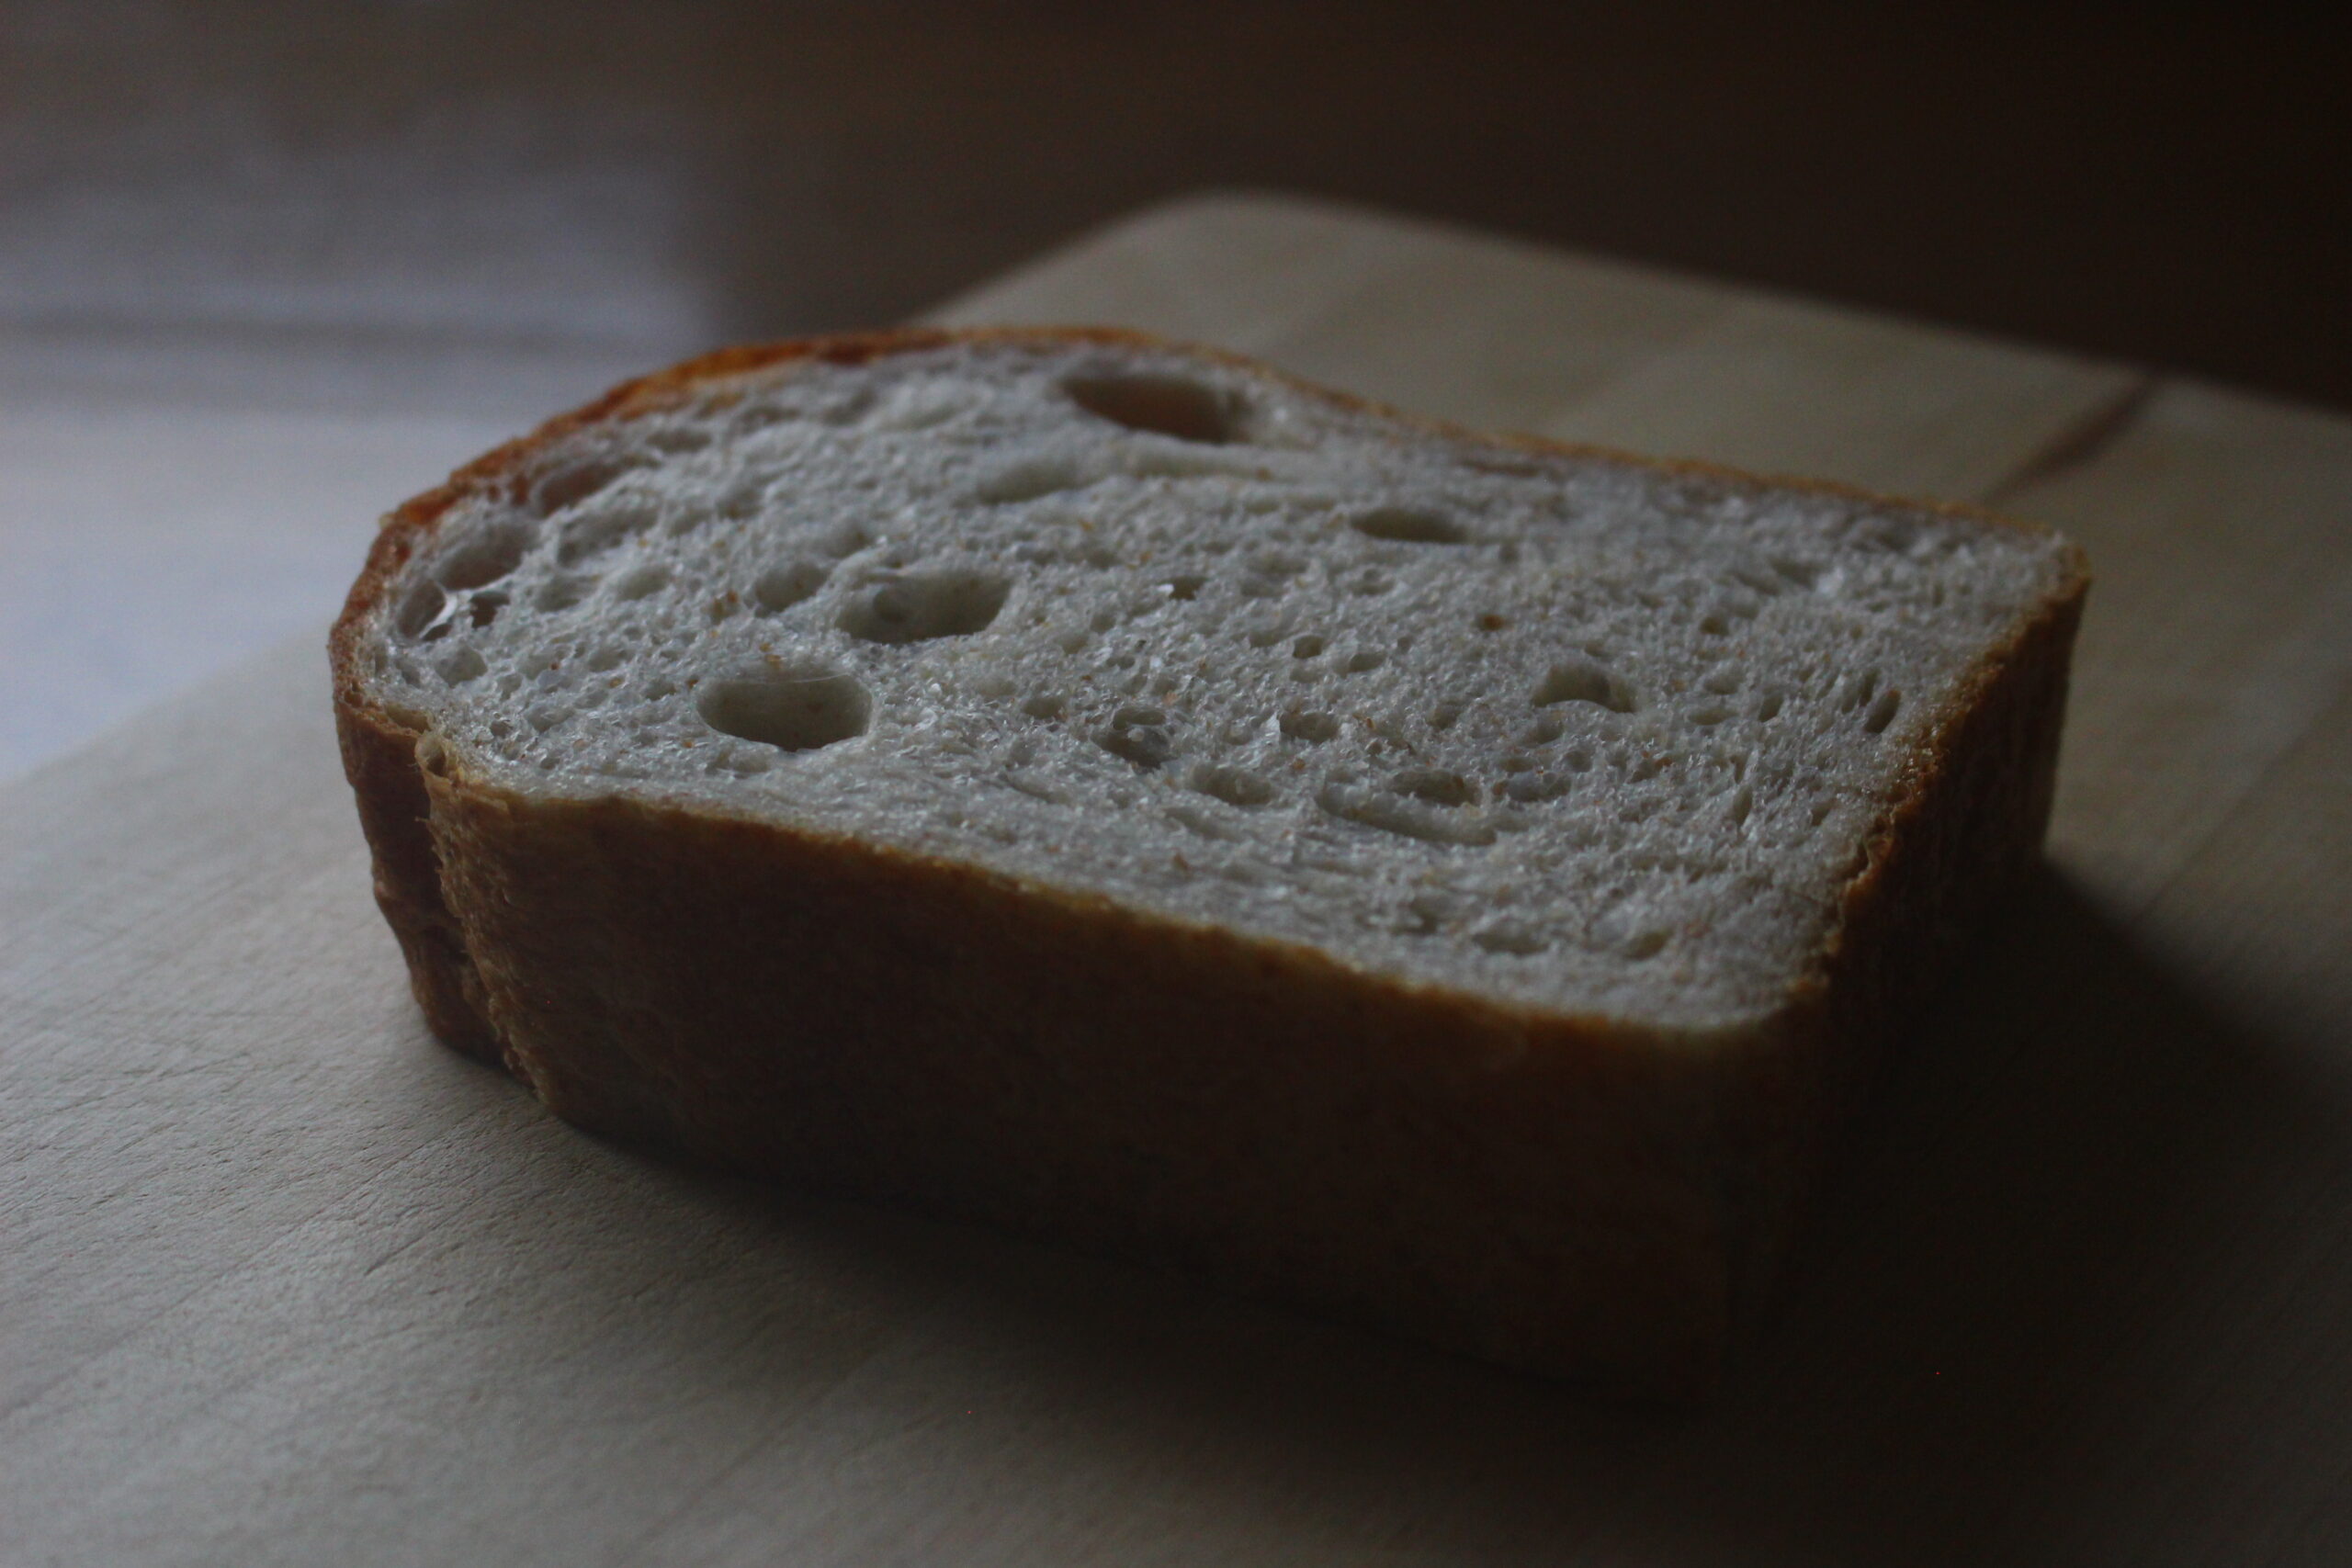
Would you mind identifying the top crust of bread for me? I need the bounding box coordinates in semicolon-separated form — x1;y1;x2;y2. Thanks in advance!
330;328;2086;1394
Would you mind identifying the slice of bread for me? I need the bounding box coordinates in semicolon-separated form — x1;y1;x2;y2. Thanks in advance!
331;328;2086;1396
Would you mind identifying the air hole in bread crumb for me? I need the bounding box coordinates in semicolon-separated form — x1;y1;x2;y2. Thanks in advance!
1166;806;1240;840
1292;635;1326;660
976;457;1086;504
1096;705;1174;770
1458;450;1549;479
706;481;762;524
645;426;712;456
839;570;1011;643
613;565;670;602
1395;893;1455;934
435;647;487;685
1280;709;1340;743
1006;771;1071;806
1393;767;1476;807
816;388;876;425
537;575;592;613
435;523;535;592
1352;507;1469;545
395;581;448;639
695;667;871;752
818;523;870;558
1190;763;1278;807
1503;772;1571;803
1533;658;1638;714
753;558;830;613
1864;688;1903;733
1340;649;1385;673
1317;779;1496;845
1242;616;1293;648
1064;374;1242;444
1473;921;1548;955
1163;573;1207;601
534;457;639;516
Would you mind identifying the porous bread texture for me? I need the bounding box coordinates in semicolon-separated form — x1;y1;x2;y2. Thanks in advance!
352;334;2075;1032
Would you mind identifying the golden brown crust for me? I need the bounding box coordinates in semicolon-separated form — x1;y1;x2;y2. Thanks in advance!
333;702;503;1060
328;327;2087;1395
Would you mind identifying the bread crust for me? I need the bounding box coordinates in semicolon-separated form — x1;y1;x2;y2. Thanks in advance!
330;328;2086;1396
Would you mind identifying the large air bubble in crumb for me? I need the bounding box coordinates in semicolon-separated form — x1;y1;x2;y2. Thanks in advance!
1096;705;1174;771
1317;777;1496;846
753;558;830;612
1064;373;1243;444
394;581;449;639
435;521;536;591
1351;506;1469;545
1189;763;1277;807
838;570;1011;644
1533;657;1638;714
695;666;872;752
533;456;640;516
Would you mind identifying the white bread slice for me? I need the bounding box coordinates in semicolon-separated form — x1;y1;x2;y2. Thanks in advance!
331;328;2086;1396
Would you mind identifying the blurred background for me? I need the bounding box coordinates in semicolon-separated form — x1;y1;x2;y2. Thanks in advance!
4;0;2347;773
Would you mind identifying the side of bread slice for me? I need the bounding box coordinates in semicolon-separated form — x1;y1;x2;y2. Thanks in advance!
331;328;2086;1396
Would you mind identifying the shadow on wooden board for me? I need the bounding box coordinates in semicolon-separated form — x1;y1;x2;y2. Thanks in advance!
591;863;2343;1562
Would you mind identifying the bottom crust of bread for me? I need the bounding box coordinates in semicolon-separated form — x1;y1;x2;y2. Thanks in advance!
332;564;2079;1399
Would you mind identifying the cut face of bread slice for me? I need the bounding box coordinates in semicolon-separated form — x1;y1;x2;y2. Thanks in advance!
333;329;2086;1395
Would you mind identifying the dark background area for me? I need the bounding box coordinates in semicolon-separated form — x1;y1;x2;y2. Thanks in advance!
3;0;2348;408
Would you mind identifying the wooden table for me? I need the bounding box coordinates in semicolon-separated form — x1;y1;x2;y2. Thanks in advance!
7;194;2350;1565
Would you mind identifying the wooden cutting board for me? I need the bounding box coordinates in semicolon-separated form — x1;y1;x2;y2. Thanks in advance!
7;194;2350;1566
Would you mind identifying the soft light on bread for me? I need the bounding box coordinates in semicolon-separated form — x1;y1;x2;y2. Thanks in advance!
332;328;2086;1396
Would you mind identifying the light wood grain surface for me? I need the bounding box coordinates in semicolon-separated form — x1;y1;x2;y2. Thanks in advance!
6;193;2350;1565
